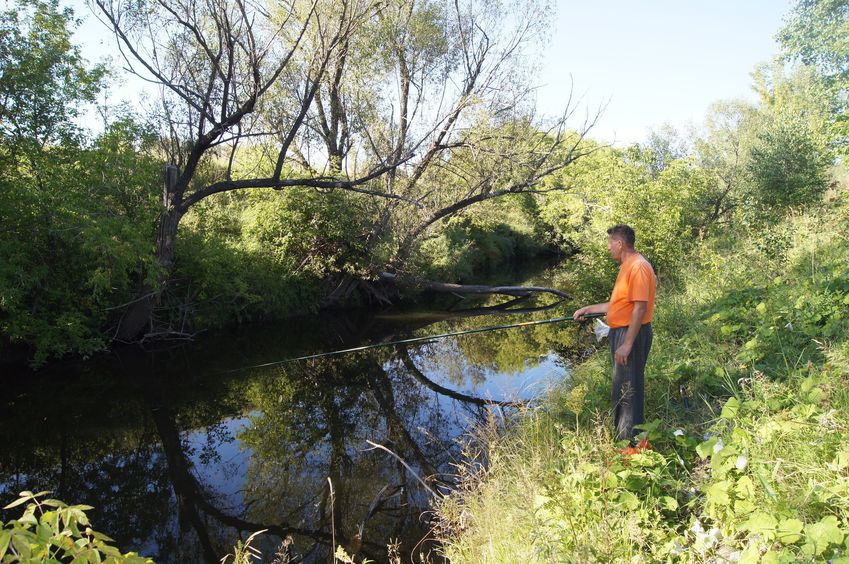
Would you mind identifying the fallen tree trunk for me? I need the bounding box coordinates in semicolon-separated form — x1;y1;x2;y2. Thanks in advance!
317;272;570;310
423;281;570;299
375;295;564;323
377;272;570;300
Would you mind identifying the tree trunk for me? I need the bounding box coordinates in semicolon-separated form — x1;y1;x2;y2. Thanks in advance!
377;272;569;300
116;167;183;341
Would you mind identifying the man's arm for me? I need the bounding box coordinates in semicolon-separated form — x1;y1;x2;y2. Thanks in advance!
573;302;609;320
614;301;647;366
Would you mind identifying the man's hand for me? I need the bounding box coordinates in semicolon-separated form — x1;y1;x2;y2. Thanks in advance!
574;302;608;322
615;341;632;366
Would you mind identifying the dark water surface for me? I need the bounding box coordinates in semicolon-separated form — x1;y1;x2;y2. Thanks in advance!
0;278;591;562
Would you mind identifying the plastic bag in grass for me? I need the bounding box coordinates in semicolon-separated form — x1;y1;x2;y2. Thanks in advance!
594;318;610;342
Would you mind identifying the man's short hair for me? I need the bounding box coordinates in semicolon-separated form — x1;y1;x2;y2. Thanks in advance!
607;224;636;247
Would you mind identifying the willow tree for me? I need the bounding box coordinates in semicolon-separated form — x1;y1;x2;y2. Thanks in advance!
282;0;600;302
94;0;409;339
93;0;597;339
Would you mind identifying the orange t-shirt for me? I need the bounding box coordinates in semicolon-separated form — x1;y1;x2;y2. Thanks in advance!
607;253;656;328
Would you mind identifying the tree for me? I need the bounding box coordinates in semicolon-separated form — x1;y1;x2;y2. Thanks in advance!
1;0;160;363
93;0;403;339
0;0;105;152
746;63;832;211
693;100;753;228
778;0;849;150
92;0;597;339
642;123;690;177
778;0;849;87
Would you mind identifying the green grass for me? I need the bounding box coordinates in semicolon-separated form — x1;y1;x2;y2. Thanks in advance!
434;195;849;563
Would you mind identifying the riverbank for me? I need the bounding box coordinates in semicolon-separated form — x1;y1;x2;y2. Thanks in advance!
434;197;849;561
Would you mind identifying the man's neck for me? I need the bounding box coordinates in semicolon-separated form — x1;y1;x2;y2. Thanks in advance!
618;248;638;264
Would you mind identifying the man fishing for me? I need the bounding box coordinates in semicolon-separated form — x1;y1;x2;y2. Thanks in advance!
573;224;656;442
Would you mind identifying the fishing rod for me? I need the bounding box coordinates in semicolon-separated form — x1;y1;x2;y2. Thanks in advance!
224;312;605;373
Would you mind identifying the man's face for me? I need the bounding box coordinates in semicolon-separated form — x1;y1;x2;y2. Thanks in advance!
607;235;625;262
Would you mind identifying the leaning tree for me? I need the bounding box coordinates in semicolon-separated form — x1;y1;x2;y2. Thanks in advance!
92;0;598;340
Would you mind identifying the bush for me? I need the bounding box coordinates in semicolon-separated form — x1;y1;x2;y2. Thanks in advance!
0;491;152;562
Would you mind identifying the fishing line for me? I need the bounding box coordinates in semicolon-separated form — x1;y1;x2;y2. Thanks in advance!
223;312;604;374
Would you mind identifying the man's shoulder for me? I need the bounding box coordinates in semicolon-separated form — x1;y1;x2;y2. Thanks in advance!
630;254;656;276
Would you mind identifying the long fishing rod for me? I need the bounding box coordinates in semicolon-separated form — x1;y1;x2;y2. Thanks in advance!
224;312;605;373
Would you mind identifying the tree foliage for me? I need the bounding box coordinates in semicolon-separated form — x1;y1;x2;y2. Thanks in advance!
778;0;849;150
0;0;160;363
778;0;849;87
0;0;105;148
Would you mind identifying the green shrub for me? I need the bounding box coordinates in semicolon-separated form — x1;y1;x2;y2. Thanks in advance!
0;491;152;563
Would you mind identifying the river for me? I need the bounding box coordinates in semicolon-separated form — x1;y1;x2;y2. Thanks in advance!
0;264;595;563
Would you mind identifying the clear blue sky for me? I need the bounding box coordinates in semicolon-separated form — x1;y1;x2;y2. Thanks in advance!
536;0;794;145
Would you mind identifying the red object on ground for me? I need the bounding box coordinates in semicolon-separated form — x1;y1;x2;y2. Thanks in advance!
620;436;653;458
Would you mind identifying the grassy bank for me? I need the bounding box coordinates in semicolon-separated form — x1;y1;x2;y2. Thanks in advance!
434;195;849;562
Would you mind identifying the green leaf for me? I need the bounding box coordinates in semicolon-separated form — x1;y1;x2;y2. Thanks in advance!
831;448;849;470
736;475;755;500
17;512;38;526
721;397;740;419
755;469;777;500
742;511;777;540
760;550;779;564
0;530;11;558
706;480;731;506
660;496;678;511
3;493;35;510
35;522;54;543
803;515;845;556
618;491;640;510
777;518;804;545
734;499;757;516
88;529;114;543
12;531;33;559
800;376;817;393
740;543;761;564
634;419;661;434
697;437;719;459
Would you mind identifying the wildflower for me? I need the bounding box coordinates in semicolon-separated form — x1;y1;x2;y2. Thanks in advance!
713;438;725;454
735;455;748;470
673;429;684;437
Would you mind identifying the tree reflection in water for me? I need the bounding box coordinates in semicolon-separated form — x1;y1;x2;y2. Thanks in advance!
0;298;588;562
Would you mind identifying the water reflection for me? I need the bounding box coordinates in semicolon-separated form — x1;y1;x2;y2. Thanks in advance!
0;295;591;562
